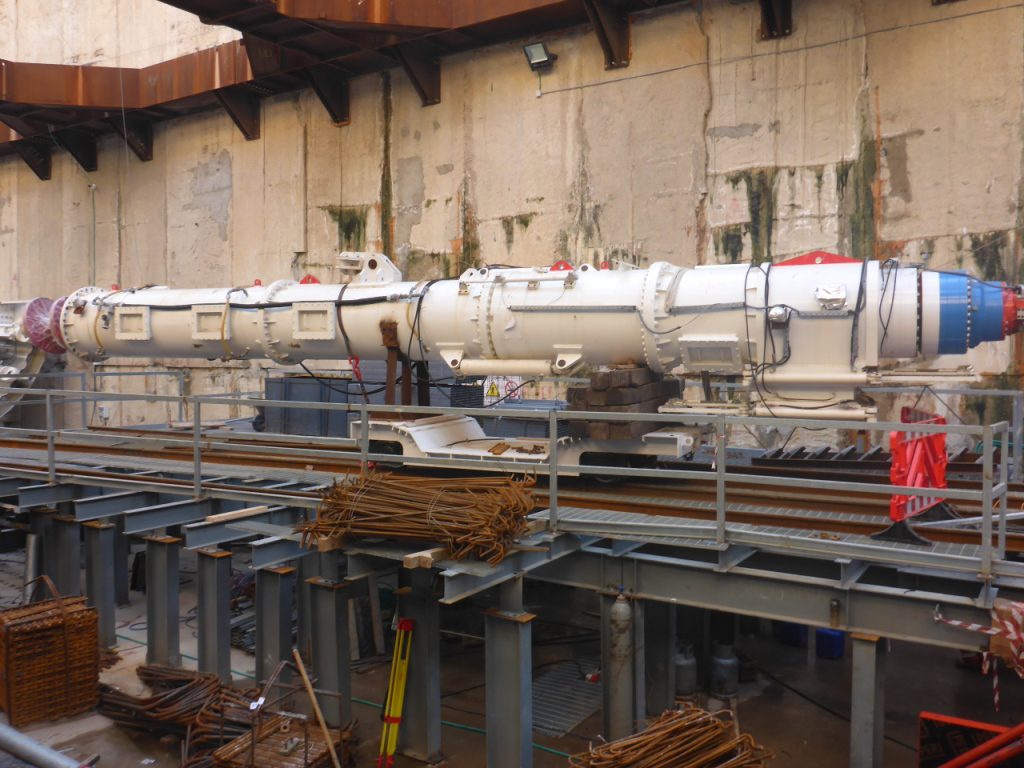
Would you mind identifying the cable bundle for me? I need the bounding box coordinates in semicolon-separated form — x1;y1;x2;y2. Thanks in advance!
568;707;772;768
299;472;536;565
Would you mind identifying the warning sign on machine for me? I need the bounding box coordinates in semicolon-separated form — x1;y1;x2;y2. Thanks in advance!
483;375;523;406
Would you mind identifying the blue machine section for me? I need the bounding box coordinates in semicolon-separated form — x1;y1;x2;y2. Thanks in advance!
937;273;1005;353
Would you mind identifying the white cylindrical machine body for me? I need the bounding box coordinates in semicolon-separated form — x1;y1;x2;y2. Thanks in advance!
47;256;1017;398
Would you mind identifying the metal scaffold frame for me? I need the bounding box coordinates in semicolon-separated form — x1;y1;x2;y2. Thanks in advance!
0;381;1021;767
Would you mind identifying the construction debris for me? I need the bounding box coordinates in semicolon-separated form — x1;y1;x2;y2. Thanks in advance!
101;663;356;768
0;576;98;726
567;706;772;767
299;472;536;565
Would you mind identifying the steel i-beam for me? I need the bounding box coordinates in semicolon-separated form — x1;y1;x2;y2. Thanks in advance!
84;521;116;647
485;577;534;768
850;634;887;768
308;576;353;728
255;566;295;687
197;548;233;683
398;569;441;762
145;536;182;666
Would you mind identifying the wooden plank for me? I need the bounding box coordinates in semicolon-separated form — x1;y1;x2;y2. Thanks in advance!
203;505;269;524
403;546;449;569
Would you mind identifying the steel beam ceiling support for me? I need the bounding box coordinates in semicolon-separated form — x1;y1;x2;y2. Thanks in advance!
581;0;631;69
84;521;117;648
398;569;442;763
306;66;351;124
255;565;295;686
145;535;182;667
485;578;533;768
850;634;886;768
108;115;154;162
308;576;353;728
197;548;233;683
215;86;261;140
10;140;52;181
394;47;441;106
759;0;792;40
53;130;97;172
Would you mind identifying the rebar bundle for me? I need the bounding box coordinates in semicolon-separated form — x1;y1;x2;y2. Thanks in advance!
567;707;772;768
299;472;536;565
0;576;99;726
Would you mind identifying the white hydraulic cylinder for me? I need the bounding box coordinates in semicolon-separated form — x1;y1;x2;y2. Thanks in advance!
10;251;1021;416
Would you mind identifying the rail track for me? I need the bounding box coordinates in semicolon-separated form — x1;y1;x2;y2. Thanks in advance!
0;429;1020;553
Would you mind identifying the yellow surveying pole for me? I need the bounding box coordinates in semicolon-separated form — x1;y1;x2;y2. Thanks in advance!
377;617;416;767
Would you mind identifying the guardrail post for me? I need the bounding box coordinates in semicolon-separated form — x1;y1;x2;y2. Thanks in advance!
192;398;202;497
1014;393;1023;482
715;416;726;545
45;392;55;484
358;404;370;465
998;423;1009;560
548;410;559;531
177;371;187;422
78;372;88;428
982;424;994;579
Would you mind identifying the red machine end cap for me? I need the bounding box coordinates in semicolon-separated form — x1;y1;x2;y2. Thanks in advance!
22;297;67;355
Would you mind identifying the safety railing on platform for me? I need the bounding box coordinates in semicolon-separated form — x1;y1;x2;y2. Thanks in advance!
0;383;1013;581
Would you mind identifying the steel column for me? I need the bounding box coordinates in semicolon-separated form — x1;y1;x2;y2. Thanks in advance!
602;594;636;740
398;569;441;762
308;576;352;728
145;535;181;666
52;516;81;596
83;521;116;647
644;600;677;715
850;633;887;768
196;548;233;683
255;566;295;686
296;550;322;660
485;577;533;768
114;515;130;606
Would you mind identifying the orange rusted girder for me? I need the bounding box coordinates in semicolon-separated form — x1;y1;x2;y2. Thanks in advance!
0;42;254;114
214;0;569;32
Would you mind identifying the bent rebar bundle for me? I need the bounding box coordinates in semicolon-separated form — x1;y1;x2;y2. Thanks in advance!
299;472;536;565
568;706;772;768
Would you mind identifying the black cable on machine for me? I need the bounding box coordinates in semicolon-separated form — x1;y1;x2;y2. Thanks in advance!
336;283;371;403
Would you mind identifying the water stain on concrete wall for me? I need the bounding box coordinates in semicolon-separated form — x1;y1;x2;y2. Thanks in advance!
183;149;232;241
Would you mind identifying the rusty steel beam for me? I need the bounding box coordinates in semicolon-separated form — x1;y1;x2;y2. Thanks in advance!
107;114;154;162
394;46;441;106
0;43;254;111
758;0;792;40
581;0;630;69
10;139;52;180
273;0;570;31
214;86;261;139
53;130;98;172
306;65;351;124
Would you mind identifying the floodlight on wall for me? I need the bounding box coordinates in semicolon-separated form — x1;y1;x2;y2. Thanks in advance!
523;42;557;71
